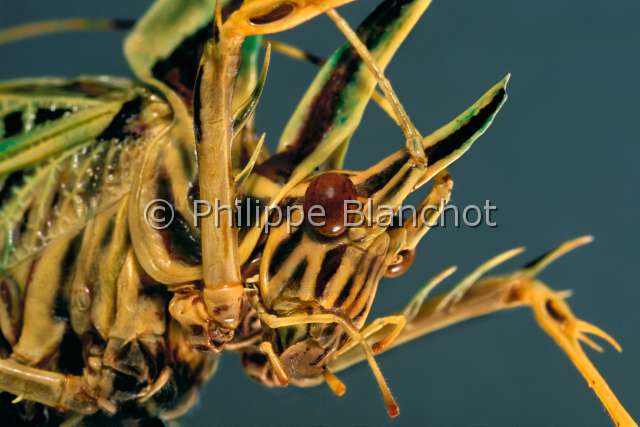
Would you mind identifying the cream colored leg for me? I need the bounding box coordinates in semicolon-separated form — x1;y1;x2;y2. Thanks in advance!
0;358;97;414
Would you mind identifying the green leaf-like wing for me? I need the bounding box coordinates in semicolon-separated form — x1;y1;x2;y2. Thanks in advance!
0;77;172;269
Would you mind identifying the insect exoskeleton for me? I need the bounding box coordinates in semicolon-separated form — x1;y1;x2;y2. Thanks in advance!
238;93;499;410
0;0;635;425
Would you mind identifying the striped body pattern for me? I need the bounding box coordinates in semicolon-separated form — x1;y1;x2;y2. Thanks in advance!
0;1;635;426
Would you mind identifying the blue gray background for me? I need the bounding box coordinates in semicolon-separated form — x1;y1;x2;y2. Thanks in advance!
1;1;638;426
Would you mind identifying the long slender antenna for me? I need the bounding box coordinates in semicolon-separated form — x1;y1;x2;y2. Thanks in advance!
263;38;399;123
326;9;425;165
0;18;134;45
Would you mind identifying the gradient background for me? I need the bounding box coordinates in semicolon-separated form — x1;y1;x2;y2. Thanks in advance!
1;1;638;426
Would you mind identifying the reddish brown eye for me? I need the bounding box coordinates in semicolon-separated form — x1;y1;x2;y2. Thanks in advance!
304;172;357;237
385;249;416;278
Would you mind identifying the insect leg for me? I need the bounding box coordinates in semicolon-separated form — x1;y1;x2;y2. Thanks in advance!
239;0;435;263
0;358;97;414
326;8;426;166
10;233;83;365
255;309;399;417
323;369;347;397
352;315;407;354
192;16;246;346
402;171;454;252
337;265;457;358
263;38;325;66
258;341;289;386
329;237;637;427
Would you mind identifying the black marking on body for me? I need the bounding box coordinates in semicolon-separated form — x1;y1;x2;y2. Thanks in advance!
373;165;412;201
163;212;202;265
61;234;83;284
151;1;242;104
154;23;211;105
100;218;116;249
193;65;204;144
57;328;84;375
356;157;405;196
348;255;380;316
0;280;13;320
316;245;347;298
33;108;71;126
15;206;31;242
52;293;69;322
3;111;23;138
243;350;268;367
51;235;83;322
268;228;304;277
112;370;146;396
287;259;308;293
48;189;62;218
97;97;143;142
157;171;202;265
335;275;355;307
249;2;295;25
254;0;413;184
178;142;196;183
358;88;506;194
284;326;296;347
425;88;506;164
0;170;26;206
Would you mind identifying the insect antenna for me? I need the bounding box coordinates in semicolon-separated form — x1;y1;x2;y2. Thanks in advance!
0;18;135;45
326;8;425;165
264;38;325;66
262;38;398;123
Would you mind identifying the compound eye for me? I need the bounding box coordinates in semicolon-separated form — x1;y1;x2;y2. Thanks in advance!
385;249;416;278
304;172;357;238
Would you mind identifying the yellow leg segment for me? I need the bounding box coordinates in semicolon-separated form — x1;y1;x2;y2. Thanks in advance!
257;310;399;417
0;358;97;415
328;237;637;427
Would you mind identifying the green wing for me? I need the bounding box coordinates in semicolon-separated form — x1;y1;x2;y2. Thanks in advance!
0;77;172;269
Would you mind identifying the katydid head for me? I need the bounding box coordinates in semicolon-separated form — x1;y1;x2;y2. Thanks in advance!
242;129;470;415
242;76;509;416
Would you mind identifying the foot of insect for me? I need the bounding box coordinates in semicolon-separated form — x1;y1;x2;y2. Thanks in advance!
169;284;245;352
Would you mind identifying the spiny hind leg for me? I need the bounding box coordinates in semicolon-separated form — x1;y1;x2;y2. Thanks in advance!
0;358;97;415
329;237;637;427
